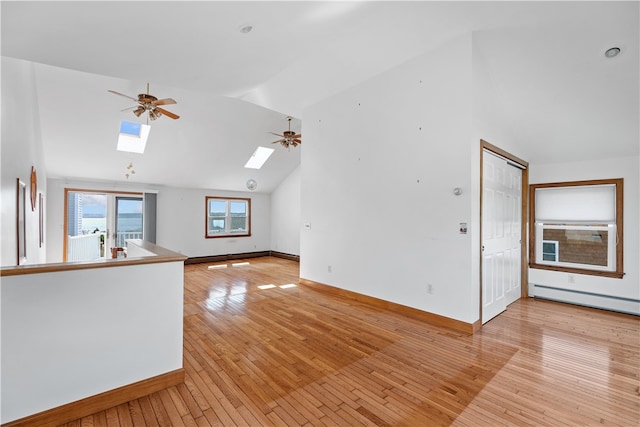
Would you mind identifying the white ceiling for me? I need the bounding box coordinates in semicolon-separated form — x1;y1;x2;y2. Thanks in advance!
2;1;638;192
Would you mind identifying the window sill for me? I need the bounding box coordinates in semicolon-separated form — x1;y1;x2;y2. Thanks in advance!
205;233;251;239
529;263;624;279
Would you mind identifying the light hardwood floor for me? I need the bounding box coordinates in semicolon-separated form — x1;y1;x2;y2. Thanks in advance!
60;256;639;426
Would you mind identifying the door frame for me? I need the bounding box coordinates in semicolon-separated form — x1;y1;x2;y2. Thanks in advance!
479;140;529;325
114;195;145;248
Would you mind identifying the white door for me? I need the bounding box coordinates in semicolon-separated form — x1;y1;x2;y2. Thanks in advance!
482;150;522;324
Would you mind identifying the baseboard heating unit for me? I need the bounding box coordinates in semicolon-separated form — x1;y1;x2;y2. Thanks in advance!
531;284;640;316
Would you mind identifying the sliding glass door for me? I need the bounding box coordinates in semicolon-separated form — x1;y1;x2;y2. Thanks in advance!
115;197;143;248
65;189;143;261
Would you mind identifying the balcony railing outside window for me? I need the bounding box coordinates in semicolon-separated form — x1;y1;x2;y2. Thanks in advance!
117;231;143;248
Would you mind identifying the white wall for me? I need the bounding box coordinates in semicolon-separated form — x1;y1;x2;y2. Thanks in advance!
529;156;640;314
300;35;478;324
1;57;47;267
271;165;301;256
1;260;184;423
157;186;270;258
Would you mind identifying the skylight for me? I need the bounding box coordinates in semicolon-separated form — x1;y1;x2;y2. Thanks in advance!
117;120;150;153
244;146;274;169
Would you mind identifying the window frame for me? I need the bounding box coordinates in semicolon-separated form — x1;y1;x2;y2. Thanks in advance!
528;178;623;279
205;196;251;238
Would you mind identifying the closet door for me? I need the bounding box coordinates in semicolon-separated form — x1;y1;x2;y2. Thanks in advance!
482;150;522;324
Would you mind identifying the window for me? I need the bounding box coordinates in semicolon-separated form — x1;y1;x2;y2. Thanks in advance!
205;197;251;238
529;178;623;278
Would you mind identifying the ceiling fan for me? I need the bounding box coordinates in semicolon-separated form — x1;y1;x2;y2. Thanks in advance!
108;83;180;121
270;116;301;149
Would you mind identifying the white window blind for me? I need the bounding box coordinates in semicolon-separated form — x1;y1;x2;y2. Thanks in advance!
535;184;616;223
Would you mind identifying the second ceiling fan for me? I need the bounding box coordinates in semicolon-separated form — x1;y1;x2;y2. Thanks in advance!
108;83;180;121
271;116;301;149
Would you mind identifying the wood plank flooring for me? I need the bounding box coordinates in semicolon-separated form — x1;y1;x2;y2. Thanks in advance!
60;256;639;426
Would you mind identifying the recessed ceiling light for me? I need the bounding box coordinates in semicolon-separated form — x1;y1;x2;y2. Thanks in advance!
240;25;253;34
604;47;621;58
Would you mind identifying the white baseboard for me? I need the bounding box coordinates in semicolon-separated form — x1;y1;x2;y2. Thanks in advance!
531;284;640;316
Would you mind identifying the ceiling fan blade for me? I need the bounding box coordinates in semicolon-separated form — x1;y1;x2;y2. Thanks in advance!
120;106;137;112
272;139;285;144
270;132;285;138
293;134;302;138
152;98;177;106
108;90;138;102
293;139;302;144
155;107;180;120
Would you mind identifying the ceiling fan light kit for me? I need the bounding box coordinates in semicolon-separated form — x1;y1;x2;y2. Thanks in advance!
108;83;180;122
271;116;302;149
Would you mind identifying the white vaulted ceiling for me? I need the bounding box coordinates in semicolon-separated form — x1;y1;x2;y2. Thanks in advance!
2;1;638;191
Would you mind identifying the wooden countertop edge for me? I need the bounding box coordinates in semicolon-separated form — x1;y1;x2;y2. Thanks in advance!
1;240;187;277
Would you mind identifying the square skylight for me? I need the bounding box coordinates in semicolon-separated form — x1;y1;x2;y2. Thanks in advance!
117;120;150;153
244;146;274;169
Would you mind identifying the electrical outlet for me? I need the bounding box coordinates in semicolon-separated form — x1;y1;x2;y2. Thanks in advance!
568;274;575;283
427;283;433;294
328;265;332;273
